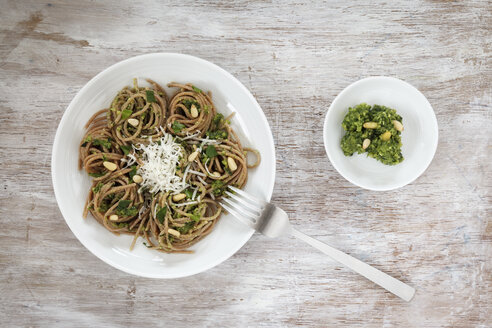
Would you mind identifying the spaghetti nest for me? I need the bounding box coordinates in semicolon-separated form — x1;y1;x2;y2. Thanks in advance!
167;83;215;137
110;79;168;144
79;79;260;253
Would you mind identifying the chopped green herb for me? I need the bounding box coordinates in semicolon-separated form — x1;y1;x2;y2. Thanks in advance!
115;199;138;217
129;165;137;179
121;109;133;120
184;189;193;199
98;205;109;213
98;195;114;213
172;121;185;133
120;145;132;155
190;207;201;222
221;159;232;174
177;221;195;234
206;130;228;140
117;200;131;210
156;207;167;224
111;222;129;229
92;182;104;193
92;138;112;149
81;135;92;147
212;113;223;126
192;85;202;93
204;105;210;114
89;171;106;178
146;90;156;103
211;180;226;196
206;145;218;158
120;203;136;215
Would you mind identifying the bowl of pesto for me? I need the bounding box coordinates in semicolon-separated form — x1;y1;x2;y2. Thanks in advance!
323;76;438;191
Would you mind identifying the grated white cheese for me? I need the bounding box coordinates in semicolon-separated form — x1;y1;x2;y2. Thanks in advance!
182;164;191;188
180;130;202;140
197;176;208;186
173;200;199;207
202;158;214;177
135;133;188;194
188;169;206;177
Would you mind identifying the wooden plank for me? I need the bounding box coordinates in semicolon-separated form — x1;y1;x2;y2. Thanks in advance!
0;0;490;327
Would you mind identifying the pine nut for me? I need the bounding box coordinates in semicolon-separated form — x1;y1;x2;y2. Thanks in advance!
227;157;237;171
211;171;221;178
363;122;379;129
172;193;186;202
392;120;404;132
188;151;199;162
381;131;392;141
190;104;199;118
127;118;139;127
132;174;143;183
109;214;119;221
362;138;371;150
103;161;117;171
167;228;181;237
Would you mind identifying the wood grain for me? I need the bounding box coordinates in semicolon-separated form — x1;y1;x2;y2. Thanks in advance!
0;0;490;327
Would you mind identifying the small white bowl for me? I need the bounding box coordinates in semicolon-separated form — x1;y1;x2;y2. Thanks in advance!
323;76;438;191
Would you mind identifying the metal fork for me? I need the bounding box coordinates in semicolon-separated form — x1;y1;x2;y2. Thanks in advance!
221;186;415;302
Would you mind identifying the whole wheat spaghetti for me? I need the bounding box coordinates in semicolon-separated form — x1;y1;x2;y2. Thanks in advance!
79;79;260;253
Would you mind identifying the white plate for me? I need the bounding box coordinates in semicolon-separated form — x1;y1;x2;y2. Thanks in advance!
323;76;438;191
52;53;276;278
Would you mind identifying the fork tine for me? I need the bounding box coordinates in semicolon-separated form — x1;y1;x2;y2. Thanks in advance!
220;202;256;228
228;186;267;207
222;197;258;220
225;191;262;213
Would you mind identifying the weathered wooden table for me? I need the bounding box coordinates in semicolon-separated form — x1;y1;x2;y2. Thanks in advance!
1;1;490;327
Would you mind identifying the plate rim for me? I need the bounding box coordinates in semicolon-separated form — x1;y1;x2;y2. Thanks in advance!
51;52;276;278
323;76;439;191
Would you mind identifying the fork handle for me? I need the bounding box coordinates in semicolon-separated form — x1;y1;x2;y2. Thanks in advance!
290;228;415;302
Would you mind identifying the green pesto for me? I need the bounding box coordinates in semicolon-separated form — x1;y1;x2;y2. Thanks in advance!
171;121;185;133
180;99;200;110
92;138;112;149
340;103;404;165
115;199;138;217
211;180;226;196
206;130;228;140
